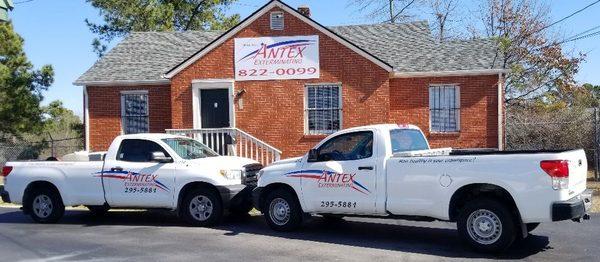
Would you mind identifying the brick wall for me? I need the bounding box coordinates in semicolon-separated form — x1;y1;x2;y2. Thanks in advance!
171;6;390;158
389;75;501;149
87;85;171;151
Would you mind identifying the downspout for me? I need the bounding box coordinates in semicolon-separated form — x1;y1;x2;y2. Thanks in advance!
83;86;90;152
497;73;504;150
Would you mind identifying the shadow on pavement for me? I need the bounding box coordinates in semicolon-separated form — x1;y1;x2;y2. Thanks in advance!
0;209;551;259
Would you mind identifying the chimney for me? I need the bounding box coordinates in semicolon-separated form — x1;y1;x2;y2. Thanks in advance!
298;5;310;17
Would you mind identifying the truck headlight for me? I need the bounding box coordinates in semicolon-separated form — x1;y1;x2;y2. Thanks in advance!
257;170;264;180
220;170;242;180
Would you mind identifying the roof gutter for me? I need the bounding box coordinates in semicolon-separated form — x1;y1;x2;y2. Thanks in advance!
390;69;509;78
73;79;171;87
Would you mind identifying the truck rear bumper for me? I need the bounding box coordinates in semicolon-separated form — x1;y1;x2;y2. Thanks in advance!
552;190;592;222
1;188;10;203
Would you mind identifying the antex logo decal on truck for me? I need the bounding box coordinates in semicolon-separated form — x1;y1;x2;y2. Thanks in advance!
93;170;170;192
285;170;370;195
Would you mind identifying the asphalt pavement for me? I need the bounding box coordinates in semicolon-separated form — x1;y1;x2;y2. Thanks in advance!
0;207;598;261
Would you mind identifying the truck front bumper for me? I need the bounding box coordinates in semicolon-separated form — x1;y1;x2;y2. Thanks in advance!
552;190;592;222
1;187;10;203
216;184;254;209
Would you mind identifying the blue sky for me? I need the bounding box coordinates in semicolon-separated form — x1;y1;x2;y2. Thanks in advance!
8;0;600;117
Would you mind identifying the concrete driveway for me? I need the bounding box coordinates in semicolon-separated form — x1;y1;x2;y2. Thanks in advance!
0;207;597;261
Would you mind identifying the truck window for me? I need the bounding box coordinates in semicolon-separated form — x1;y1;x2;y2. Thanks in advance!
162;138;218;160
117;139;171;162
317;131;373;161
390;129;429;153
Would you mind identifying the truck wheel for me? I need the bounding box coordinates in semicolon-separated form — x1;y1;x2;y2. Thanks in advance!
28;187;64;223
182;188;223;227
457;198;517;253
264;188;302;231
86;205;109;216
526;223;540;233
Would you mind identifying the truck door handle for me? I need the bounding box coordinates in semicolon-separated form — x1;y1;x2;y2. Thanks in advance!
110;166;123;172
358;166;374;170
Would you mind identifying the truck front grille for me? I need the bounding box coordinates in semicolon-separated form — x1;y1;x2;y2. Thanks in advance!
242;163;263;187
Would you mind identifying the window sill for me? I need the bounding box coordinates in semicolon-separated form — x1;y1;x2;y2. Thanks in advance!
302;134;329;140
429;131;461;136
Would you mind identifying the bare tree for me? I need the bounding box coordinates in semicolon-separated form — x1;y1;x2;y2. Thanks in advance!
349;0;419;23
429;0;459;42
471;0;584;105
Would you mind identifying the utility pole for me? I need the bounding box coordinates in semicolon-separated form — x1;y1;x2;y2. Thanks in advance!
389;0;395;23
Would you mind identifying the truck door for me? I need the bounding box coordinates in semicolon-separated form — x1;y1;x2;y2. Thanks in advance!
102;139;176;208
300;131;378;214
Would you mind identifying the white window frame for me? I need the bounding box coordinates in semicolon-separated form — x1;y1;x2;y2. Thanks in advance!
304;83;343;135
429;84;460;133
120;90;149;135
270;11;284;30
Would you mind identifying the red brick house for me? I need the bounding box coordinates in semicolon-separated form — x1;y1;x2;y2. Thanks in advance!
75;0;506;163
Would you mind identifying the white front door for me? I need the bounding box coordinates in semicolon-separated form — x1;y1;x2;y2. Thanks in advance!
102;139;176;208
299;131;378;214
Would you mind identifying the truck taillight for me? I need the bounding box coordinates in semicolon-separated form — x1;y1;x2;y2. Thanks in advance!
540;160;569;190
1;166;12;177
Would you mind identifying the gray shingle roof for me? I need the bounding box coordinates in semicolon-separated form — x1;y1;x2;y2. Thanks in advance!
75;21;502;85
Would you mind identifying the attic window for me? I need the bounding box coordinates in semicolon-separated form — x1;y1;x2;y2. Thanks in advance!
270;11;284;30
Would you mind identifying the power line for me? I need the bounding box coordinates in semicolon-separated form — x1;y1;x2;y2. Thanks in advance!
531;0;600;36
14;0;35;4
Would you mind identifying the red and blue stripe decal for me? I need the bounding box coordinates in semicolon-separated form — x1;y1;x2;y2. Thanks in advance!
285;169;370;195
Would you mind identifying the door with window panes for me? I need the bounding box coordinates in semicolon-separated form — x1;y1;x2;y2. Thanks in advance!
103;139;175;208
300;131;378;214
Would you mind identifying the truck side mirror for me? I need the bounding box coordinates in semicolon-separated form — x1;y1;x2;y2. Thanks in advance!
307;149;319;162
151;151;172;163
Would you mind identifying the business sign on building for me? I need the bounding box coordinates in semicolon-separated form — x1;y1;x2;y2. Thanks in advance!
234;35;319;81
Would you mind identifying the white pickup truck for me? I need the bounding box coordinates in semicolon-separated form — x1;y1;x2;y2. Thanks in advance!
253;124;592;252
1;134;261;226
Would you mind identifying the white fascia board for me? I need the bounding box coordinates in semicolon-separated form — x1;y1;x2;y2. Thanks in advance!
391;69;509;78
163;1;393;79
73;79;170;87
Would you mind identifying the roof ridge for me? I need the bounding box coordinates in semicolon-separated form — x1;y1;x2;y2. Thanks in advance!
329;20;429;28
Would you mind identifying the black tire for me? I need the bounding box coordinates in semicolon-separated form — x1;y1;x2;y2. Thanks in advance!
457;198;517;253
27;187;65;223
86;205;110;216
181;188;223;227
526;223;540;233
263;188;303;231
229;200;253;216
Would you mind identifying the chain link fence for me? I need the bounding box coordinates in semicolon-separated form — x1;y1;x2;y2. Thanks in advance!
0;137;84;167
505;106;599;180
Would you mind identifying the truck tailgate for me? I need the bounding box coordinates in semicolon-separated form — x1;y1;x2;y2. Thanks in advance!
564;149;588;195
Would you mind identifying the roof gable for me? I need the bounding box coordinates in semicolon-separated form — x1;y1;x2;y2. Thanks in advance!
163;0;393;79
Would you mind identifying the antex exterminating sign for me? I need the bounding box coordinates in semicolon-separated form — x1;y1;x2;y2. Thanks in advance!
234;35;320;81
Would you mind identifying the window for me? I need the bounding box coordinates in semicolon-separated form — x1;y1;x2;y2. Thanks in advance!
121;92;149;134
270;11;284;30
117;139;170;162
390;129;429;153
429;85;460;132
305;84;342;135
162;138;218;160
316;131;373;161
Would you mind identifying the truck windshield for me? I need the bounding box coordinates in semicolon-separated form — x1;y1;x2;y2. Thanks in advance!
162;138;219;159
390;129;429;153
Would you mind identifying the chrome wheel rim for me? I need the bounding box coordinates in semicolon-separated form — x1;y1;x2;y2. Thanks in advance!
466;209;502;245
269;198;290;226
189;195;213;221
33;194;53;219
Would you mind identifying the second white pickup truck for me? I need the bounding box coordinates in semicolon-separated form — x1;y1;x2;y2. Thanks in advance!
1;133;261;226
253;124;592;252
